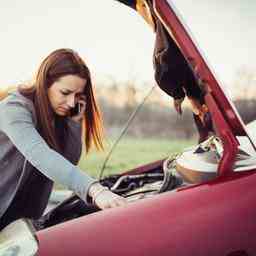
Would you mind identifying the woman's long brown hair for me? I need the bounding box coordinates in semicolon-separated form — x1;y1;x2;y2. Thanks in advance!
19;48;104;153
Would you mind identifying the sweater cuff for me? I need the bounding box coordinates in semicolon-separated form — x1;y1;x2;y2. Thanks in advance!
67;117;82;130
83;180;100;206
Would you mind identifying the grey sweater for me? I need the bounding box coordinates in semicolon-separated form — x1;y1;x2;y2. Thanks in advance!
0;91;96;220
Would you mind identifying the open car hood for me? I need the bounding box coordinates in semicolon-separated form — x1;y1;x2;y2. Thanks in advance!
150;0;256;176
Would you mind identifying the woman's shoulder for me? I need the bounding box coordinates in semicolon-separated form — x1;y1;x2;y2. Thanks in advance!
0;89;37;123
0;89;34;109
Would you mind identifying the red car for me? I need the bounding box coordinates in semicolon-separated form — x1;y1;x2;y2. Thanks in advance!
1;1;256;255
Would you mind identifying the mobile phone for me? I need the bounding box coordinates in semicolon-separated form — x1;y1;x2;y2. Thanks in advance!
70;102;81;116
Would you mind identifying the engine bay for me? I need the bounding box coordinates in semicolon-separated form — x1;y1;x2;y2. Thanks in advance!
34;135;253;230
34;155;183;230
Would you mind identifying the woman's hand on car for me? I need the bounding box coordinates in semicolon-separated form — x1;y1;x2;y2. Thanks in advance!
88;182;127;209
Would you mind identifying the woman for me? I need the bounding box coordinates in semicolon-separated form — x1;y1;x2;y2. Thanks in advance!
0;48;126;230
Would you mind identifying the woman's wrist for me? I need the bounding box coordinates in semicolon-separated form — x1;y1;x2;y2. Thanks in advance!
71;115;83;124
88;181;127;209
68;117;83;127
88;182;109;204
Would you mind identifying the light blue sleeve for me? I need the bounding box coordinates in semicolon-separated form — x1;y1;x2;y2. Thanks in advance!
0;97;97;203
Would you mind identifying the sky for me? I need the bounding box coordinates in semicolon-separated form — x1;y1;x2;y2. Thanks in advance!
170;0;256;96
0;0;255;97
0;0;155;88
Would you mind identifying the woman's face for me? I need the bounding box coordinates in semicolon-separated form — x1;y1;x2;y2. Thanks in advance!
47;74;86;116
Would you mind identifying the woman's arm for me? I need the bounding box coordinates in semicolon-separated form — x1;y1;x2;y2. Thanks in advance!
63;118;83;165
0;98;96;204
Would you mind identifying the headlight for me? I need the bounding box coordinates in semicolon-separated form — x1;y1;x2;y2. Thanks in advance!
0;218;38;256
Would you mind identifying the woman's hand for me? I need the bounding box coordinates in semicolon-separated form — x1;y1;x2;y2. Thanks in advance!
71;96;86;123
88;182;127;209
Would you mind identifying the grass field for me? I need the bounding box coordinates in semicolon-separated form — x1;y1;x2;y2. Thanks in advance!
78;137;195;178
54;137;195;189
